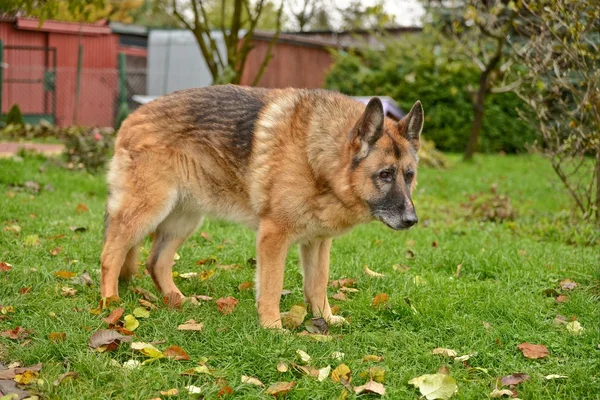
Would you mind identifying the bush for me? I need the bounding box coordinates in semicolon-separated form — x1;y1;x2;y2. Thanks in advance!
325;36;536;153
63;127;115;172
5;104;24;126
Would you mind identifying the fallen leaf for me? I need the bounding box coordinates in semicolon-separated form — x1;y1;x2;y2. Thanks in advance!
437;365;450;375
363;355;383;362
432;348;457;358
332;292;347;301
282;305;307;329
296;349;311;363
413;275;428;286
1;327;29;340
196;256;217;265
4;224;21;234
122;360;141;371
405;249;416;259
363;265;384;277
14;370;38;385
517;343;549;359
360;366;385;383
559;279;577;290
200;231;212;241
163;292;183;309
554;314;568;325
179;272;198;279
177;319;204;331
454;352;476;362
218;385;233;396
1;305;14;314
49;247;62;256
543;288;560;297
432;241;439;248
133;307;150;319
71;270;94;286
139;299;158;310
216;296;239;315
490;388;516;398
186;385;202;394
392;264;410;272
483;321;492;330
53;371;78;386
0;363;42;380
61;286;77;296
318;365;331;381
241;375;264;387
354;379;386;396
238;281;254;291
55;270;76;279
501;373;530;386
199;269;215;280
131;342;165;362
264;381;295;396
102;307;125;325
132;286;159;302
0;262;13;272
408;373;458;400
164;345;191;360
330;278;356;288
48;332;66;342
75;203;89;213
544;374;568;380
305;317;329;334
123;315;139;331
339;286;359;293
88;329;132;349
297;331;334;342
277;362;288;372
159;388;179;396
331;363;351;384
218;264;241;271
372;293;389;307
23;235;40;247
555;295;569;303
566;320;584;335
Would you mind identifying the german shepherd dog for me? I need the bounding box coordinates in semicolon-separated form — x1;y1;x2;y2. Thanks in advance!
101;85;423;328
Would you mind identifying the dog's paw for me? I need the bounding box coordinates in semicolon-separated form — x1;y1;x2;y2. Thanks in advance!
327;315;348;326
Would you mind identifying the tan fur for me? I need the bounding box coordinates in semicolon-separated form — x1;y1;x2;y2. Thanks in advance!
101;85;423;328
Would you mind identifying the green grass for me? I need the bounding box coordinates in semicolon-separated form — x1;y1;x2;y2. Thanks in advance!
0;153;599;399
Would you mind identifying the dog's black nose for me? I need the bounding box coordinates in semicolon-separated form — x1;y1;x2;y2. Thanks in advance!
402;215;418;227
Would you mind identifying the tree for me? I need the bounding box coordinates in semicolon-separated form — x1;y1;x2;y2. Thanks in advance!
170;0;284;85
339;0;396;31
424;0;518;161
510;0;599;221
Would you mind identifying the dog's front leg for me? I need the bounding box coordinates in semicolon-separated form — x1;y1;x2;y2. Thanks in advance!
300;238;346;326
256;219;292;329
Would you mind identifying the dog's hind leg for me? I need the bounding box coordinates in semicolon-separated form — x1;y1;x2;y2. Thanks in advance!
146;209;203;298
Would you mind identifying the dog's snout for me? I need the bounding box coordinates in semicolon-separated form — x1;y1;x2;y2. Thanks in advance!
402;214;418;227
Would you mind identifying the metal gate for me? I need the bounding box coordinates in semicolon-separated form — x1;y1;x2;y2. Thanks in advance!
0;41;57;124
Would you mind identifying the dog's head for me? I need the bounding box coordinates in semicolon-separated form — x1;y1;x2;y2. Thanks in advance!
348;97;423;230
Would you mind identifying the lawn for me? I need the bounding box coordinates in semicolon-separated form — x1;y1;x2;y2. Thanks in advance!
0;153;598;399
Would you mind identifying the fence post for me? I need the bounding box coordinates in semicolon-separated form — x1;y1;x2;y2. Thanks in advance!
73;43;83;124
115;52;129;129
0;40;3;119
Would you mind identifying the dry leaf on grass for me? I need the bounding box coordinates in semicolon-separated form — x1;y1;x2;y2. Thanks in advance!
372;293;389;307
1;326;30;340
102;308;124;325
363;265;384;277
0;262;12;271
432;348;458;358
241;375;264;386
330;278;356;288
133;307;150;319
500;373;530;386
216;296;239;315
71;270;94;286
277;362;288;373
331;363;351;384
0;363;42;380
53;371;79;386
332;292;348;301
408;373;458;400
139;299;158;310
14;370;38;384
296;349;311;363
75;203;89;213
163;292;183;309
131;342;165;363
360;366;385;383
264;381;295;396
159;388;179;396
555;295;569;303
55;270;76;279
177;319;204;331
517;343;549;359
123;315;139;331
61;286;77;296
490;388;516;398
281;305;307;329
238;281;254;291
89;329;132;349
544;374;567;380
363;355;383;362
305;317;329;334
354;379;386;396
48;332;66;342
566;321;584;335
559;279;577;290
164;345;190;360
49;247;62;256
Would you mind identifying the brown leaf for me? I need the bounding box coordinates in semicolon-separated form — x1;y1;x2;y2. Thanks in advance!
88;329;132;349
19;287;31;294
131;286;159;302
54;270;76;279
218;385;233;396
48;332;66;342
0;326;29;340
354;379;386;396
159;388;179;396
219;264;241;271
305;317;329;334
405;249;415;259
0;363;42;380
332;292;347;301
163;291;183;309
264;381;295;396
501;373;530;386
164;345;191;360
71;270;94;286
216;296;239;315
559;279;577;290
102;307;124;325
555;295;569;303
53;371;79;386
196;256;217;266
178;319;204;331
363;265;385;277
517;343;549;359
139;298;158;310
432;241;439;248
372;293;389;307
200;231;212;241
437;365;450;375
61;286;77;296
241;375;264;387
363;355;384;362
75;203;89;213
554;314;568;325
330;278;356;288
238;281;254;291
0;262;13;272
49;247;62;256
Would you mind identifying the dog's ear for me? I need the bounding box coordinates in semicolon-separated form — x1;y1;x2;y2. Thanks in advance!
398;101;423;151
351;97;384;161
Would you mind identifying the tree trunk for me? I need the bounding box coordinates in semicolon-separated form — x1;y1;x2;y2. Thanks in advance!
464;86;487;161
596;150;600;223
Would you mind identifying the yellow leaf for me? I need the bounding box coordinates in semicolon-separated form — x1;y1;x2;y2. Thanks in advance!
363;265;384;277
123;315;139;331
131;342;163;360
282;305;307;329
331;364;351;383
132;307;149;319
14;370;38;385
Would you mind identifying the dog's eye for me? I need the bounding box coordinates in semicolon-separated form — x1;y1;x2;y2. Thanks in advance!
405;171;414;182
379;170;393;181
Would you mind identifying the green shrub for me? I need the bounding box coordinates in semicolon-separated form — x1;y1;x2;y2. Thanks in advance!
62;127;114;172
5;104;24;126
325;36;536;153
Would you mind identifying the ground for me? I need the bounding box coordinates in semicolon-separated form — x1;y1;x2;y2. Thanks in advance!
0;153;598;399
